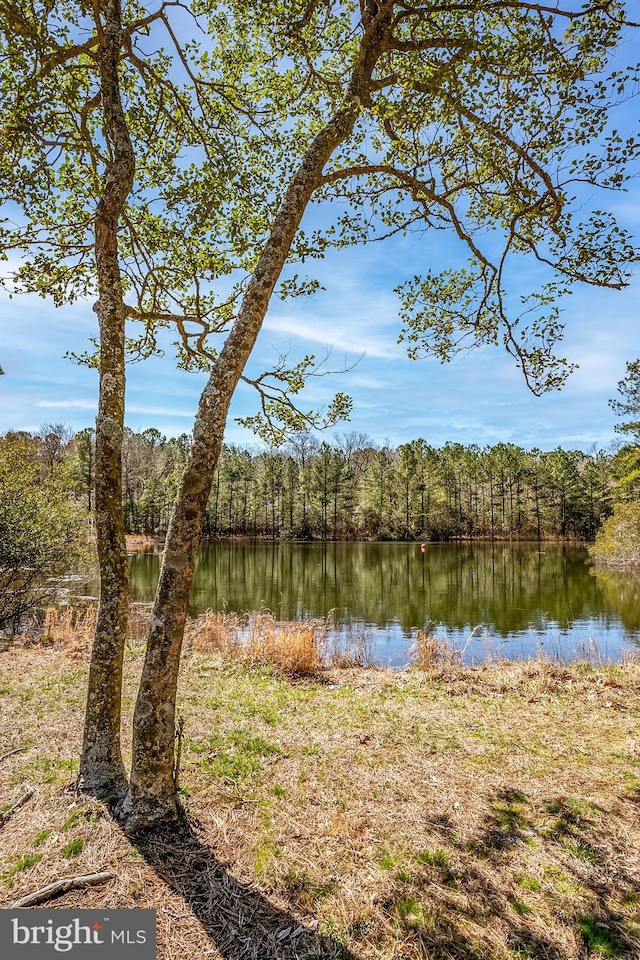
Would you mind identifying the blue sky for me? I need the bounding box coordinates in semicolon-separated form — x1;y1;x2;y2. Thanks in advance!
2;32;640;453
2;190;640;453
3;215;639;452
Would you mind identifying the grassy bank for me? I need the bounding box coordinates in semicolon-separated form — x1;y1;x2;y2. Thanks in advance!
1;633;640;959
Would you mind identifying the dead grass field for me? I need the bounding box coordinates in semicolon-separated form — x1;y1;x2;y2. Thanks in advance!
1;632;640;959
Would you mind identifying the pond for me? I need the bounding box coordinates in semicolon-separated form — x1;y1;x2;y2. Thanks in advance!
111;541;640;667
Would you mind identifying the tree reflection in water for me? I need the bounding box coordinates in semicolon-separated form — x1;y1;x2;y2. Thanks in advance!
119;542;640;665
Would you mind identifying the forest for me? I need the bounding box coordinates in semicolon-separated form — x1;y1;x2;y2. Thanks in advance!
7;423;619;543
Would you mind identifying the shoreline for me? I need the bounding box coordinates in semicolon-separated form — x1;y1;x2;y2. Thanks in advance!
126;534;596;548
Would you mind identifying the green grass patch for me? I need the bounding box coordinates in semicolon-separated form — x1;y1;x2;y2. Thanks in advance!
282;869;338;905
61;838;85;858
378;850;399;871
253;840;281;876
3;853;43;884
194;728;282;784
562;837;601;865
577;915;624;957
31;829;52;847
22;756;77;785
392;896;430;931
414;848;450;868
517;874;541;892
61;808;85;831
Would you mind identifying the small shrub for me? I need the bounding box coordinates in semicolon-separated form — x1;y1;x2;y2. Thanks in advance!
0;434;91;630
592;503;640;566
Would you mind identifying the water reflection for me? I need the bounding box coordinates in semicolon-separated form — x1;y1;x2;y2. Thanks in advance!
119;542;640;664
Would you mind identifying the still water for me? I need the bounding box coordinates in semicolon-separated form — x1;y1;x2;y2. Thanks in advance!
120;541;640;667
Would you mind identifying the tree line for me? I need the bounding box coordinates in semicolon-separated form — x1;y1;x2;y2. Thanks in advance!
48;424;616;541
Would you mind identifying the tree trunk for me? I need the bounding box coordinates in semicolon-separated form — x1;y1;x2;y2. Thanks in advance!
78;0;134;799
120;14;390;832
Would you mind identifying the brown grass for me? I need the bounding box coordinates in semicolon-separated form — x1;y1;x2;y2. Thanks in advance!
186;610;323;675
410;629;461;670
41;605;97;655
21;605;153;659
23;606;367;676
2;645;640;959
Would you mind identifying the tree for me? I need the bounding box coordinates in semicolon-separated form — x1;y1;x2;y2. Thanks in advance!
592;501;640;565
288;432;320;538
70;428;96;514
0;434;90;629
579;447;613;539
1;0;278;800
122;0;640;829
3;1;639;830
610;360;640;443
3;0;158;796
592;359;640;561
38;422;74;472
609;359;640;500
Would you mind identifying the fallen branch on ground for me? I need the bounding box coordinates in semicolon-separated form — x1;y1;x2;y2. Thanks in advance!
0;746;26;763
0;784;37;825
11;871;115;908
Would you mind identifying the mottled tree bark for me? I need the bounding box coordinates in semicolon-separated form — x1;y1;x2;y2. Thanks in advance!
121;9;390;832
78;0;134;799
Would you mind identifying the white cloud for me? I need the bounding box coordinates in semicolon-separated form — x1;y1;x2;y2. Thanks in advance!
262;310;401;360
35;399;96;409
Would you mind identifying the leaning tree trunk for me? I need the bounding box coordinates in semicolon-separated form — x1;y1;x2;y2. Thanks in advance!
120;14;390;832
78;0;135;799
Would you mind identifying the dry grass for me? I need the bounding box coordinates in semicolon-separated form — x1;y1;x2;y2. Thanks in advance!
184;609;243;654
410;630;462;670
21;606;366;676
2;645;640;959
40;606;97;656
17;604;153;659
186;610;324;675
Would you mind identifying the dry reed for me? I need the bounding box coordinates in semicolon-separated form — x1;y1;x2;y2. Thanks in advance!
20;605;351;676
322;628;375;668
21;603;153;657
184;609;242;655
410;629;463;670
40;606;96;655
186;610;323;675
25;605;633;681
